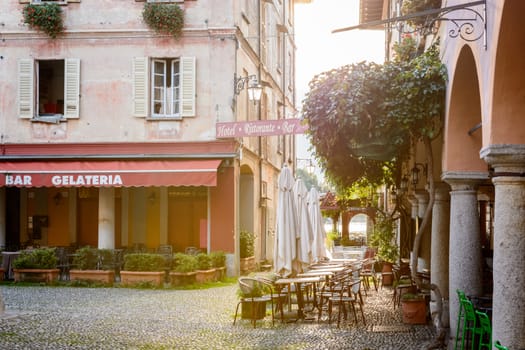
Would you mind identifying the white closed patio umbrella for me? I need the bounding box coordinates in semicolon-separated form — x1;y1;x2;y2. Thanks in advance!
307;187;329;262
274;165;298;277
293;178;313;271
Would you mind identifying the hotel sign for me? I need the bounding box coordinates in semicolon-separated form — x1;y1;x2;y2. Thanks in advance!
216;119;307;138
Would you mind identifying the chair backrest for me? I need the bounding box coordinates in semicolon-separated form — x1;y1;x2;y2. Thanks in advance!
456;289;466;301
461;298;477;323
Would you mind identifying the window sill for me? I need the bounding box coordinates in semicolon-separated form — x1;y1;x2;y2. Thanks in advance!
147;116;183;121
32;114;66;123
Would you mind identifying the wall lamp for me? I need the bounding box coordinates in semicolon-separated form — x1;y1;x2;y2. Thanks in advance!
411;163;428;186
234;74;262;102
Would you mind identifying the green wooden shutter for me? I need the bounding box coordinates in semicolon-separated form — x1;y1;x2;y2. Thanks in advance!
64;58;80;119
133;57;149;117
180;56;195;117
18;59;34;119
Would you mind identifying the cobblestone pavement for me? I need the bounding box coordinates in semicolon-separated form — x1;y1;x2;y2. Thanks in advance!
0;283;444;350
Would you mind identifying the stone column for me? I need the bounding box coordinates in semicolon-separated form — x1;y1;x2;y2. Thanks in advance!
98;187;115;249
415;190;430;271
430;182;451;327
481;145;525;349
443;172;487;340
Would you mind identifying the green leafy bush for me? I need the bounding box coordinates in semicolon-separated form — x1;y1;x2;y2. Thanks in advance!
72;246;98;270
240;230;255;258
209;251;226;268
142;3;184;38
12;247;58;269
195;253;211;270
73;247;115;270
23;3;64;39
123;253;166;272
172;253;197;273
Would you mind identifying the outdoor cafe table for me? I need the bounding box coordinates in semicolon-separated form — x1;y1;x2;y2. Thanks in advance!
274;276;322;319
307;266;346;273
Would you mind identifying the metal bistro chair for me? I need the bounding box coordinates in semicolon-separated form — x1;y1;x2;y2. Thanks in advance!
233;277;276;328
473;310;491;350
457;296;478;350
455;289;467;350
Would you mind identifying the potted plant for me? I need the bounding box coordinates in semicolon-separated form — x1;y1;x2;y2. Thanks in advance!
12;247;59;283
209;251;227;281
195;253;215;283
401;292;428;324
22;3;65;39
370;214;399;286
142;3;184;39
169;253;197;286
240;230;255;274
120;253;166;287
236;278;267;320
69;247;115;285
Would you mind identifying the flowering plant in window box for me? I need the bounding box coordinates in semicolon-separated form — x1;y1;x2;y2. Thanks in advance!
23;3;65;39
142;3;184;39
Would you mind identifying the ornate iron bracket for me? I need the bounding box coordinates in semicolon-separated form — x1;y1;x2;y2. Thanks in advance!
333;0;487;49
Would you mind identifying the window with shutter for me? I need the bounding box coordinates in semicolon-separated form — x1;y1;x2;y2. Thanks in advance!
17;58;80;121
134;56;195;119
18;59;34;119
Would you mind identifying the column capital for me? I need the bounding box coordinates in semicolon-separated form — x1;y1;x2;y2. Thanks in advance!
480;144;525;173
441;171;489;191
441;171;490;191
434;182;451;201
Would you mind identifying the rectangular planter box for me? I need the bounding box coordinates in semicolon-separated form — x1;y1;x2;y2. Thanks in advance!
69;270;115;285
195;269;216;283
120;271;165;287
169;271;196;286
13;268;60;283
214;266;226;281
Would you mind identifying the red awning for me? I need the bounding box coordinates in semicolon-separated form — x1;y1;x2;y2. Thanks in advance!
0;159;222;188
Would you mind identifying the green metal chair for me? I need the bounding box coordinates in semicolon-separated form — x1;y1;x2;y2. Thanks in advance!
474;310;491;350
455;289;467;350
494;341;508;350
457;296;477;350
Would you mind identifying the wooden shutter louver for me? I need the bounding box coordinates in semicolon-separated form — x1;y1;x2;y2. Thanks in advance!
18;59;34;119
133;57;149;117
180;56;195;117
64;58;80;118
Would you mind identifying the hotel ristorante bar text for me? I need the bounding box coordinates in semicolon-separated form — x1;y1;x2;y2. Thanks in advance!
216;119;307;138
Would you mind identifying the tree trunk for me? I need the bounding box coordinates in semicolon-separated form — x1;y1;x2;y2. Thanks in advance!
410;136;435;281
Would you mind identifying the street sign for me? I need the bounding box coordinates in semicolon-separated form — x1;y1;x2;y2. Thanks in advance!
216;119;307;138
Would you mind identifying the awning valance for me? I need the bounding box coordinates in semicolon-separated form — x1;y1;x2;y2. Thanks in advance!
1;159;222;188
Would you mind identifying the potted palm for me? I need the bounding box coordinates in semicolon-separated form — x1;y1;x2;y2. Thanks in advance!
69;247;115;285
120;253;166;287
169;253;197;286
12;247;59;283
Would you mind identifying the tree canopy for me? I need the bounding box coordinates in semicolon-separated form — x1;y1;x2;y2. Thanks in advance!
301;43;447;190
